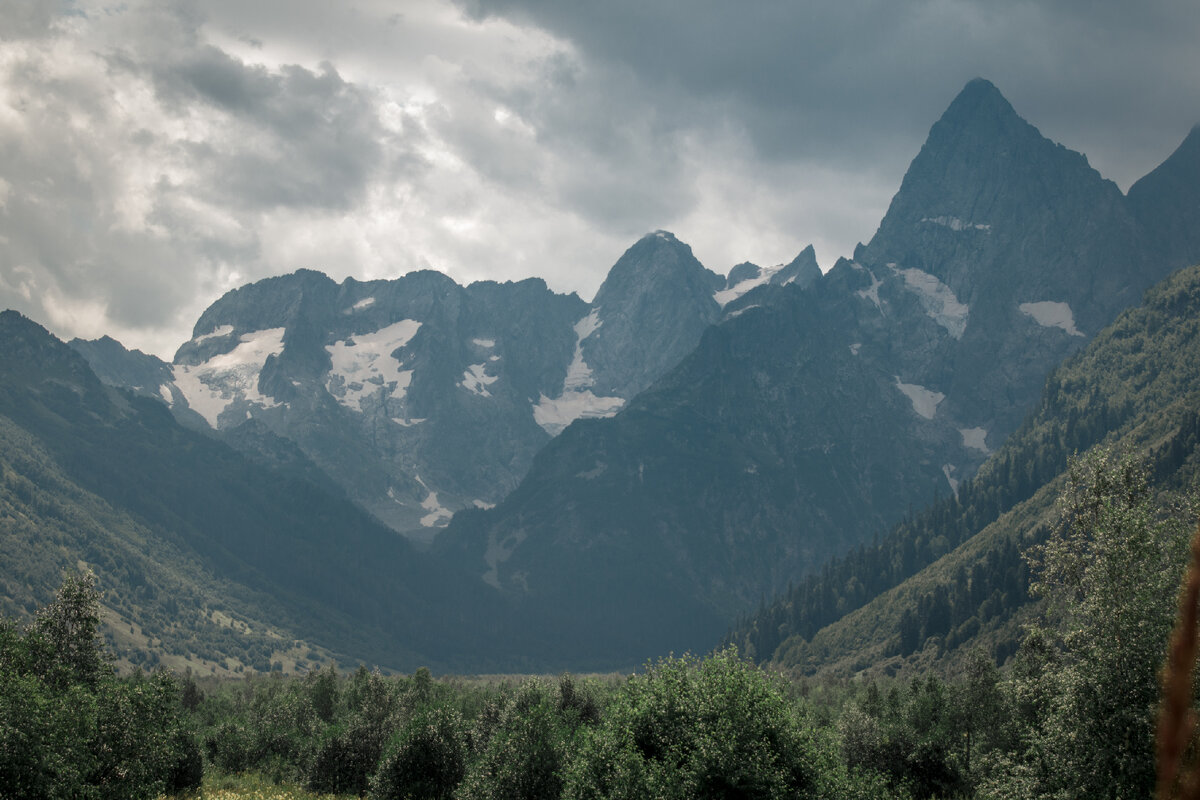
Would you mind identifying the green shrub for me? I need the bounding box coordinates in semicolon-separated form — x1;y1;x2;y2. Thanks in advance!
459;681;569;800
370;707;468;800
563;648;830;800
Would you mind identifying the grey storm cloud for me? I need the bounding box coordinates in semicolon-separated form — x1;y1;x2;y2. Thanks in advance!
1;0;1198;357
458;0;1200;186
131;46;400;211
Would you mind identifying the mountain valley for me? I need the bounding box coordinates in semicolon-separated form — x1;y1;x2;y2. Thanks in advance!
4;78;1200;673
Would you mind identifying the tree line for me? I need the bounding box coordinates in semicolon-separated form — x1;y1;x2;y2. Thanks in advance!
3;449;1198;799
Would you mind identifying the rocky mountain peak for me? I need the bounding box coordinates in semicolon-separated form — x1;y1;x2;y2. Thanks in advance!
935;78;1020;134
860;77;1128;302
592;230;722;307
775;245;821;289
1127;123;1200;268
582;232;723;398
725;262;761;286
68;335;173;398
869;78;1099;237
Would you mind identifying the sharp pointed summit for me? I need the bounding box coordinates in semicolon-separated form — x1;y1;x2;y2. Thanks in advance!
935;77;1023;132
865;78;1116;268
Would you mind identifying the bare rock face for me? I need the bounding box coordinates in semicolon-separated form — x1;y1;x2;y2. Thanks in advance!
582;231;724;399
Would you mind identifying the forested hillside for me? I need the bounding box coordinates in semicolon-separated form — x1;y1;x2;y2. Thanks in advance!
728;262;1200;676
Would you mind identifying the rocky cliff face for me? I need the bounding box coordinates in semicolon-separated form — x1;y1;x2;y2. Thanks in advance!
579;231;723;399
432;79;1200;666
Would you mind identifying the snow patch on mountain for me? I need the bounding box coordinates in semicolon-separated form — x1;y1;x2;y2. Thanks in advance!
564;311;602;391
533;391;626;436
483;527;526;589
960;427;989;452
1019;301;1084;336
894;378;944;420
576;461;607;480
530;310;625;434
158;385;172;404
897;267;969;339
723;304;762;320
473;338;496;348
920;216;991;232
415;475;453;528
714;267;778;306
324;320;421;413
172;327;287;427
420;492;452;527
462;363;498;397
942;464;959;495
850;343;862;356
193;324;233;343
857;269;884;311
347;297;376;312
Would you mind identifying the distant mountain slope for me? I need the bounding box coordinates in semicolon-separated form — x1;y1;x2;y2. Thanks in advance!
433;79;1200;667
0;310;501;673
738;262;1200;677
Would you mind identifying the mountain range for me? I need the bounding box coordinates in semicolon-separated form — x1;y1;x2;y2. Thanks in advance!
72;232;817;544
3;78;1198;671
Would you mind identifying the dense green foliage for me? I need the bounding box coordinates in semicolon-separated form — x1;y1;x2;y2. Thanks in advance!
0;574;200;799
972;451;1195;799
825;452;1196;799
561;650;836;800
177;651;910;800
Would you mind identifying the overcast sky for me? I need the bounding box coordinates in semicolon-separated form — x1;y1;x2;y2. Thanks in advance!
2;0;1198;358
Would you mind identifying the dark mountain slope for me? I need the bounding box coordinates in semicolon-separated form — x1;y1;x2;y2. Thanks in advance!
0;310;501;672
743;262;1200;677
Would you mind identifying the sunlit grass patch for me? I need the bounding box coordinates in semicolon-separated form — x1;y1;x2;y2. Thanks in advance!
165;772;354;800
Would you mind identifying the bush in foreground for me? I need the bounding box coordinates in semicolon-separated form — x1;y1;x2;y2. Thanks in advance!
0;573;200;800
